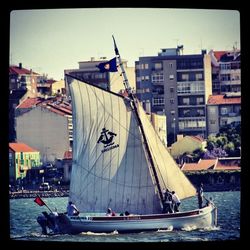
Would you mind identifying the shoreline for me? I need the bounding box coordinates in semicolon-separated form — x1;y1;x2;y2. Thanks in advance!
9;190;69;199
9;186;240;200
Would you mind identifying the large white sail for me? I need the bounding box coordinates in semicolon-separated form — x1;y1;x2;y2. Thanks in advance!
67;76;161;214
66;74;196;215
137;103;197;199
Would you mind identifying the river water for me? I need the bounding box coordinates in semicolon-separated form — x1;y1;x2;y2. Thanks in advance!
9;191;240;242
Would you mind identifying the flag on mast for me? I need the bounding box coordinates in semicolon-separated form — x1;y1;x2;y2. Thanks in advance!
96;57;118;72
34;195;46;206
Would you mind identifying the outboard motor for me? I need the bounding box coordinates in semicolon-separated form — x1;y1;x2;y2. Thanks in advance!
37;214;48;234
37;211;58;234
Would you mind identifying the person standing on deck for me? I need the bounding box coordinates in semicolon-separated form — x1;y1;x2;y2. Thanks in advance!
162;189;173;213
172;191;181;212
197;183;204;209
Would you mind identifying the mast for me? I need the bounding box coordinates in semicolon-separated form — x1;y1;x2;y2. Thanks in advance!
112;35;164;205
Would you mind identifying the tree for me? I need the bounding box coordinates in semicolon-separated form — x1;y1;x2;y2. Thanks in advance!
203;147;228;159
224;142;235;156
206;135;217;151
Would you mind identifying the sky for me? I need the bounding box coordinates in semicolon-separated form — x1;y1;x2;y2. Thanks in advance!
10;8;240;81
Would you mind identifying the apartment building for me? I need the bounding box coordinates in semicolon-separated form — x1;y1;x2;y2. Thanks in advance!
64;57;135;94
209;49;241;94
135;47;212;145
206;93;241;135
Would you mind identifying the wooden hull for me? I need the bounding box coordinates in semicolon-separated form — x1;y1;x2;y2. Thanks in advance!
55;204;217;234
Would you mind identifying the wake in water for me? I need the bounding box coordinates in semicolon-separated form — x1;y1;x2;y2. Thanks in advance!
200;226;221;231
80;230;119;236
157;226;174;232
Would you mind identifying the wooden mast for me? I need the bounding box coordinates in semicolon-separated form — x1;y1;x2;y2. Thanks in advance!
112;35;164;206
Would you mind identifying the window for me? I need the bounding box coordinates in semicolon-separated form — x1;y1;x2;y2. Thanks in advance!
221;107;228;115
196;97;204;105
179;119;206;130
197;109;205;116
190;82;204;93
177;82;190;93
220;74;231;81
152;98;164;106
209;106;216;114
210;120;216;124
183;110;190;117
137;88;150;93
197;120;206;128
169;74;174;80
182;98;190;105
182;74;189;81
145;64;149;69
195;73;203;80
169;63;173;68
220;63;231;70
170;87;174;93
145;75;149;80
155;63;162;70
170;99;174;104
151;73;164;83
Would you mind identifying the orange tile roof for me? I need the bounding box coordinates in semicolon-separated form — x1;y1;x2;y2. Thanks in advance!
9;142;38;152
16;97;72;117
188;135;204;142
207;95;241;105
9;66;39;75
213;51;227;61
215;165;241;171
17;97;43;109
182;159;217;171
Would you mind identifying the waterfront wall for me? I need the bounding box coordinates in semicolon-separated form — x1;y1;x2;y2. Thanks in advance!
186;170;240;191
9;189;69;199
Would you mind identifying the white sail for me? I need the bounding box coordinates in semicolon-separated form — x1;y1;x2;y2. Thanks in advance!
67;76;161;214
137;103;197;199
66;75;196;215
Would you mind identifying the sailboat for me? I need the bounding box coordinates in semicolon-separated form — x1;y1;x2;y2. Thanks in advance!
36;36;217;234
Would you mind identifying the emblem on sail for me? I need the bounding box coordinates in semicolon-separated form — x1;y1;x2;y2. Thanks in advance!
97;127;119;153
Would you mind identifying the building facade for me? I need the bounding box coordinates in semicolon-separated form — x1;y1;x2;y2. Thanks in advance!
9;142;41;183
135;47;212;145
9;64;40;141
64;57;112;92
206;94;241;135
209;50;241;95
170;135;207;160
15;98;72;163
64;57;135;94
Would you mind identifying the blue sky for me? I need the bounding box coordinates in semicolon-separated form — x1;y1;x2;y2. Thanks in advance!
10;8;240;80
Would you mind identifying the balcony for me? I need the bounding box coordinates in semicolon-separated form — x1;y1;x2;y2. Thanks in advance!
178;115;205;120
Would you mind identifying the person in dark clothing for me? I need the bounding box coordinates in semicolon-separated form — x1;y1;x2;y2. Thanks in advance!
124;211;130;216
197;183;204;209
162;189;173;213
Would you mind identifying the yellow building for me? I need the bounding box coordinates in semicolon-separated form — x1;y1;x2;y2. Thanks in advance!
9;142;41;182
170;135;207;159
51;79;66;95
